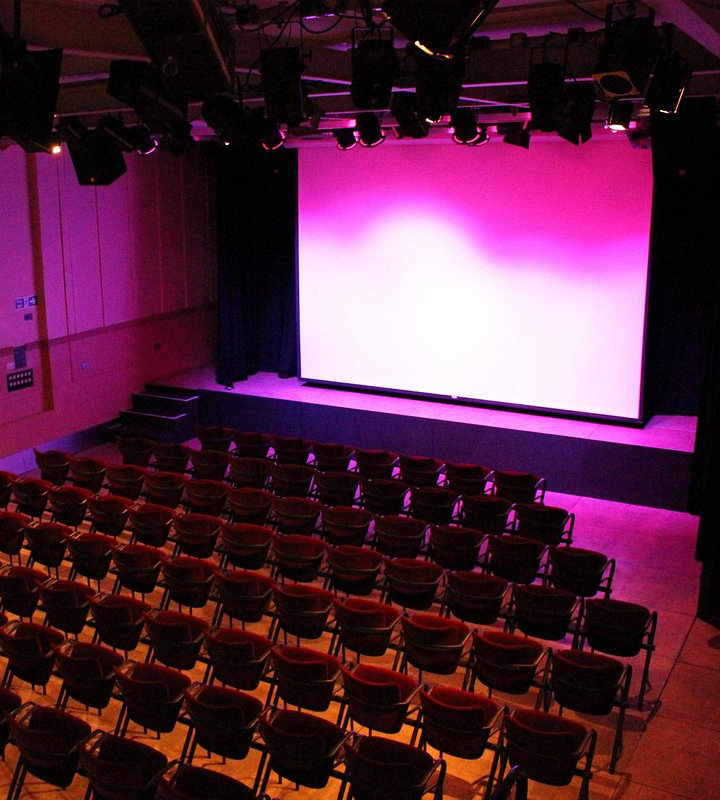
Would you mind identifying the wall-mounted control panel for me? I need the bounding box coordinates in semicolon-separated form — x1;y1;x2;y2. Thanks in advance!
7;369;34;392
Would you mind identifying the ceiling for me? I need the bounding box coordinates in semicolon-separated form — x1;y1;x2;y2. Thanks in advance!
3;0;720;143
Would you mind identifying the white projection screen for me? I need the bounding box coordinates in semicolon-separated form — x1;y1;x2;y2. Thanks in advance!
297;139;653;421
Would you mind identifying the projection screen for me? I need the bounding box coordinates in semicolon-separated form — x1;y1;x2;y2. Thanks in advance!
297;139;653;421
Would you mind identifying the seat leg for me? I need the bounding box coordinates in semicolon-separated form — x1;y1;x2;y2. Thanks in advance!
7;759;27;800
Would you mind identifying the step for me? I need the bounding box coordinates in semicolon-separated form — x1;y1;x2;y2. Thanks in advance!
119;409;193;444
131;391;199;415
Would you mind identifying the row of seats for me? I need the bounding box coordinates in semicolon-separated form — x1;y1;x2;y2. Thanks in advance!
0;613;603;798
3;466;553;533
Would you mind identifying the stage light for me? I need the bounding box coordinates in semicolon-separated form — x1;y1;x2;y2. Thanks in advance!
96;115;158;155
415;48;465;123
117;0;236;100
356;112;385;147
50;141;62;155
558;82;596;145
527;63;565;132
56;116;127;186
261;47;306;126
645;50;692;115
351;34;396;110
500;121;530;149
605;99;634;131
592;7;658;99
0;38;63;152
202;93;262;149
107;60;194;153
261;119;285;151
333;128;358;150
449;108;485;145
391;92;429;139
382;0;500;60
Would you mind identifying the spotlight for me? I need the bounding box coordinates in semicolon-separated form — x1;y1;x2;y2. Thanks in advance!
527;63;565;132
107;60;194;152
351;33;396;110
0;38;63;151
500;121;530;149
592;7;658;98
382;0;500;60
261;47;306;126
202;94;262;149
56;116;127;186
645;50;692;115
333;128;358;150
391;92;429;139
558;82;596;145
449;108;485;145
96;115;158;155
117;0;236;100
605;99;634;132
355;112;385;147
415;48;465;123
50;141;62;155
261;119;285;151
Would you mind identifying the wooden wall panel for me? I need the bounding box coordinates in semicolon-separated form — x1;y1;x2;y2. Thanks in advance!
58;155;103;334
96;175;137;326
126;155;162;318
156;152;187;312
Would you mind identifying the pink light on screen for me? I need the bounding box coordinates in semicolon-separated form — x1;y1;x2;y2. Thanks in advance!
297;139;653;419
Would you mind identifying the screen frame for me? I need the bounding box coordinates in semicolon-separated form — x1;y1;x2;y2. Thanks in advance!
295;140;652;427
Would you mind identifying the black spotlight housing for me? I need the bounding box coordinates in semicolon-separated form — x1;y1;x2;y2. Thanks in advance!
416;48;465;122
645;50;692;115
500;121;530;149
260;47;306;126
107;60;194;152
527;63;565;132
351;35;397;110
334;128;358;150
592;8;658;98
201;93;262;149
450;108;484;144
605;98;635;131
355;111;385;147
382;0;500;60
0;39;63;151
56;116;127;186
261;118;285;151
558;82;596;145
96;115;157;155
391;92;429;138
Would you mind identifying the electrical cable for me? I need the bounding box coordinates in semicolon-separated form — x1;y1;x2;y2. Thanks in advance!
565;1;606;22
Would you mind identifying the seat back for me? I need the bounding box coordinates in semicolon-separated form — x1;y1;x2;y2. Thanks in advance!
420;686;499;759
214;569;274;623
204;627;272;690
184;683;263;760
79;732;168;800
503;709;588;787
258;709;346;789
343;735;439;800
471;631;545;694
446;571;508;625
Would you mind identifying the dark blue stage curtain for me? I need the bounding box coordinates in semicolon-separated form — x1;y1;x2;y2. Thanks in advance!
214;146;298;385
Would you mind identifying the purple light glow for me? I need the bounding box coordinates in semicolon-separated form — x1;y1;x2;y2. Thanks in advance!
297;140;653;419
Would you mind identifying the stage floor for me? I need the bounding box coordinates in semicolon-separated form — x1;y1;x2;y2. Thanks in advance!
156;366;697;453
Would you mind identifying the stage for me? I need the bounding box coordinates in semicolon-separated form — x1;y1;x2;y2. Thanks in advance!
152;366;697;511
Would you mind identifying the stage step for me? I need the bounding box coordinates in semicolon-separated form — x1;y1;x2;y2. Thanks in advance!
116;389;200;443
